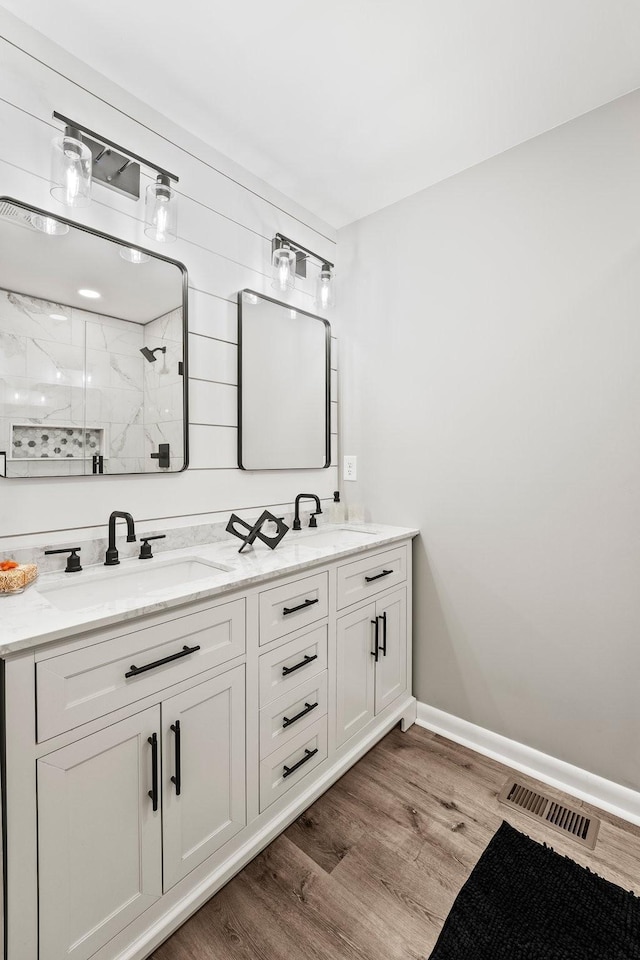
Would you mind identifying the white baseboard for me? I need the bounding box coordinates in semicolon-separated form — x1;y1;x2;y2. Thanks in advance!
416;702;640;827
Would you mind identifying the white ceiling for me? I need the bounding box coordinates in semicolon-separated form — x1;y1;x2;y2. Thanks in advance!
4;0;640;228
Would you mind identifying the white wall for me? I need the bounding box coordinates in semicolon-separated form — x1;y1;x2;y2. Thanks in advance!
0;9;338;548
339;89;640;792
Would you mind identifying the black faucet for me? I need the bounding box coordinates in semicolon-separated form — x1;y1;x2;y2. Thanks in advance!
293;494;322;531
104;511;136;566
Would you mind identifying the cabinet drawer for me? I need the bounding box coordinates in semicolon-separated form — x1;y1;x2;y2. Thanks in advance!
259;625;327;706
259;718;328;812
336;545;407;610
36;598;246;741
259;571;328;646
259;671;328;759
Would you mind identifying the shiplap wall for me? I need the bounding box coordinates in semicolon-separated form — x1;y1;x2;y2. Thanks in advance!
0;10;339;547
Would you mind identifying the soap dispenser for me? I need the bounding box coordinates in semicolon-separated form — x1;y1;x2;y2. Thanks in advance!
327;491;345;524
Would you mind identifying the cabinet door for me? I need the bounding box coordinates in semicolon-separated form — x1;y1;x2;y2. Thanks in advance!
375;588;407;714
162;666;246;890
336;603;376;747
38;707;162;960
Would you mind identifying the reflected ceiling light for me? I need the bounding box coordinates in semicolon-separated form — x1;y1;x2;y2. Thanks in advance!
315;263;335;312
78;288;101;299
50;111;179;241
31;213;70;236
49;313;67;321
50;124;92;208
145;175;177;243
271;240;296;292
271;233;335;310
119;246;150;264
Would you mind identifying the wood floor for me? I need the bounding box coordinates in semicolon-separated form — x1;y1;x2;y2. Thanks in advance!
151;724;640;960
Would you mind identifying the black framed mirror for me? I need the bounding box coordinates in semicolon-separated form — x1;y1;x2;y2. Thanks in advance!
238;289;331;470
0;197;189;478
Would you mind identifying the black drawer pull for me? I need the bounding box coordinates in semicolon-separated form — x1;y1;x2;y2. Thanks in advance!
125;644;201;678
282;597;319;616
371;618;379;663
170;720;181;796
148;732;158;812
365;569;393;583
282;653;318;676
282;701;319;729
283;747;319;779
379;611;387;656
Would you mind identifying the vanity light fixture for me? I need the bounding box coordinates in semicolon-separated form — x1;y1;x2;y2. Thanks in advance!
119;246;150;264
50;124;92;208
144;175;177;243
271;233;335;310
30;214;70;236
50;111;179;242
315;263;335;311
271;239;297;292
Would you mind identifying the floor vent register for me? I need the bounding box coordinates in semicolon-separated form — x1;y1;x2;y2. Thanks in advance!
498;780;600;850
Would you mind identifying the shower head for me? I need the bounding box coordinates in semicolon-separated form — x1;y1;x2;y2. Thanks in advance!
140;346;167;363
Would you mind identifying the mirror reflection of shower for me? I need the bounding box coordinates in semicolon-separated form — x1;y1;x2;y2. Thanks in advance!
140;345;169;374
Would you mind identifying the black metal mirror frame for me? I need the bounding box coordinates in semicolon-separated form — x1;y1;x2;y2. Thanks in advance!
0;196;190;478
237;288;331;471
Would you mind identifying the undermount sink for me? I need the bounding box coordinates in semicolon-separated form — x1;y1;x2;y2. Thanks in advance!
38;557;233;611
290;526;380;550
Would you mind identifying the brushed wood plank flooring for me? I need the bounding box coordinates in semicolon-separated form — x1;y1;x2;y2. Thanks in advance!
152;724;640;960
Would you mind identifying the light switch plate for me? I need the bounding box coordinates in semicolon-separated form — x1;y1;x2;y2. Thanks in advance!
343;455;357;481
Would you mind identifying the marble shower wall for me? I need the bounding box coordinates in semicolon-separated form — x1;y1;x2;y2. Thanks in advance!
142;306;184;472
0;288;145;475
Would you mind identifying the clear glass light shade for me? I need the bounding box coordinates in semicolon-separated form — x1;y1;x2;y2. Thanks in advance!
314;264;335;311
144;176;177;242
272;243;296;291
30;214;69;236
119;246;150;264
50;132;92;208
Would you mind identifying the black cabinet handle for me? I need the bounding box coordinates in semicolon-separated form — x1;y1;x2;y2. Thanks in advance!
282;653;318;676
282;597;319;616
379;611;387;656
283;747;318;779
148;733;158;812
371;619;379;662
282;701;319;729
365;569;393;583
125;644;201;678
170;720;181;796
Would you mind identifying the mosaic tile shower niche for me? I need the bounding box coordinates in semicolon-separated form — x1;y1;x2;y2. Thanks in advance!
11;424;105;460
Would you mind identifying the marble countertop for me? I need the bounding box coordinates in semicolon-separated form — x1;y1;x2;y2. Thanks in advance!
0;523;418;655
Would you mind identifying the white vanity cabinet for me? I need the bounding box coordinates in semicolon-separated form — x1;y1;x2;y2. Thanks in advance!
1;530;415;960
161;666;246;890
336;587;407;746
38;707;163;960
33;597;248;960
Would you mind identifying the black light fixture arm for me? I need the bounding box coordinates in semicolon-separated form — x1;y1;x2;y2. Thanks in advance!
272;232;334;270
52;111;179;183
274;232;334;269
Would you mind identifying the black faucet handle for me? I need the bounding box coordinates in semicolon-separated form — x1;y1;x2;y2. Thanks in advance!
45;547;82;573
139;535;166;560
309;513;320;528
